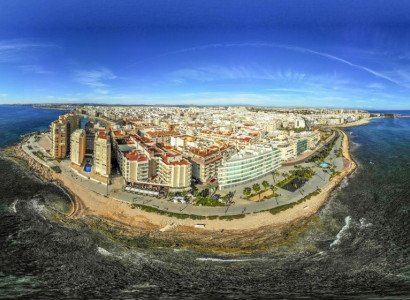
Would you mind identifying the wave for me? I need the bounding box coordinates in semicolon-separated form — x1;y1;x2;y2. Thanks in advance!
330;216;352;248
29;197;48;219
9;199;18;213
196;257;261;263
359;218;372;229
97;247;111;256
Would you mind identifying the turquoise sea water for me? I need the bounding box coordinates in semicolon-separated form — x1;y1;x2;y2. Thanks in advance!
0;106;410;299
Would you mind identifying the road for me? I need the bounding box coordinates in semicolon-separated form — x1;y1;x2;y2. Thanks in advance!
22;131;345;217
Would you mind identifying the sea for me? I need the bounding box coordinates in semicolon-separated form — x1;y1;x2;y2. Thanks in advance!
0;105;410;299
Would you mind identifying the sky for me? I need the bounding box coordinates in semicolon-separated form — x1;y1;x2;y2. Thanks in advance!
1;1;410;109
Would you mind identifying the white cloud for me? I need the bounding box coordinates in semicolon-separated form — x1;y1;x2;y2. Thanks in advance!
0;39;57;63
75;68;117;93
156;42;408;89
19;64;52;74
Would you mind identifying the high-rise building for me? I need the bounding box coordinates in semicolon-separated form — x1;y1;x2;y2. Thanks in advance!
70;129;86;166
94;130;111;177
218;146;281;190
51;113;81;159
51;116;69;159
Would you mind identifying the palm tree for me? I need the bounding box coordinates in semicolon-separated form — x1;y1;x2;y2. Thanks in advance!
262;180;269;190
243;187;251;197
252;183;261;200
205;183;214;197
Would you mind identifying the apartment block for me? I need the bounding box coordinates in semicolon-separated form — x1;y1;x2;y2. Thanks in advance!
70;129;86;166
218;146;281;190
51;116;69;159
94;130;111;177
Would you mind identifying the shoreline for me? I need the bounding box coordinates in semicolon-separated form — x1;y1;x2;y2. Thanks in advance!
1;129;357;252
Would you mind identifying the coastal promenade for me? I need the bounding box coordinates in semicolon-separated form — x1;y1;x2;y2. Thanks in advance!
21;129;346;220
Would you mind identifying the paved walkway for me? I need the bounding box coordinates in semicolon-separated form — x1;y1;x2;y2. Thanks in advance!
22;130;345;217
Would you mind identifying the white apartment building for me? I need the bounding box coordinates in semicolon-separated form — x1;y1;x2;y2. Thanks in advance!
70;129;86;166
94;130;111;177
218;146;281;190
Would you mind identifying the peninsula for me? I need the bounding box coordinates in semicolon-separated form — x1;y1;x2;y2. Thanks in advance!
4;105;367;251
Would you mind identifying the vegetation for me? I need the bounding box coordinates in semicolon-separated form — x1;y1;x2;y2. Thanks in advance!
267;188;322;215
262;180;270;190
313;135;337;163
51;166;62;173
33;151;46;162
290;166;315;179
130;203;207;220
276;174;297;188
252;183;261;195
130;203;245;221
168;192;175;199
243;187;251;197
219;214;246;221
329;168;341;181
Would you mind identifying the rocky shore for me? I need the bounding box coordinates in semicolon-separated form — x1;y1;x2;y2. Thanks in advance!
1;129;357;253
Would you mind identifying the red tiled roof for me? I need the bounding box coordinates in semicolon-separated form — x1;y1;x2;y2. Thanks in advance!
126;151;148;162
146;130;177;136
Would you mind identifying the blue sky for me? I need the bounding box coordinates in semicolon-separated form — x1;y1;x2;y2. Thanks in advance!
1;1;410;109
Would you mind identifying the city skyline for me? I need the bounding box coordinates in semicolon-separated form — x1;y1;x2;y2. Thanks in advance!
1;1;410;109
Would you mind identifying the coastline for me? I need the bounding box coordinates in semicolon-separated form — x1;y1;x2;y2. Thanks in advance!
1;129;357;252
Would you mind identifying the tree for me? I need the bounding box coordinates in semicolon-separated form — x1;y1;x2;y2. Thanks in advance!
182;190;188;197
205;183;214;197
193;190;200;198
168;192;175;199
252;183;261;200
262;181;269;190
243;187;251;197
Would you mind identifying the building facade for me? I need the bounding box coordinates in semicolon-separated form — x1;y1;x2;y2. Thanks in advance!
158;155;192;190
51;116;69;159
70;129;86;166
218;146;281;190
94;130;111;177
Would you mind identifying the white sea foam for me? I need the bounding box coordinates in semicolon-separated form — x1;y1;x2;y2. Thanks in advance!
359;218;372;228
10;199;18;213
330;216;352;248
97;247;111;256
30;198;47;219
196;257;261;262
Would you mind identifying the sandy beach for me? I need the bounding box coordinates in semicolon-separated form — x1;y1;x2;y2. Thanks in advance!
60;129;356;233
329;117;375;128
3;129;357;251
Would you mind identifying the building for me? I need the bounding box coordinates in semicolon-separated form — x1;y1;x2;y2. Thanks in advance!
51;116;69;159
188;145;234;183
158;154;192;190
122;150;149;184
275;143;297;161
296;139;308;155
94;130;111;177
51;113;81;159
143;130;178;144
218;146;281;190
70;129;86;166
